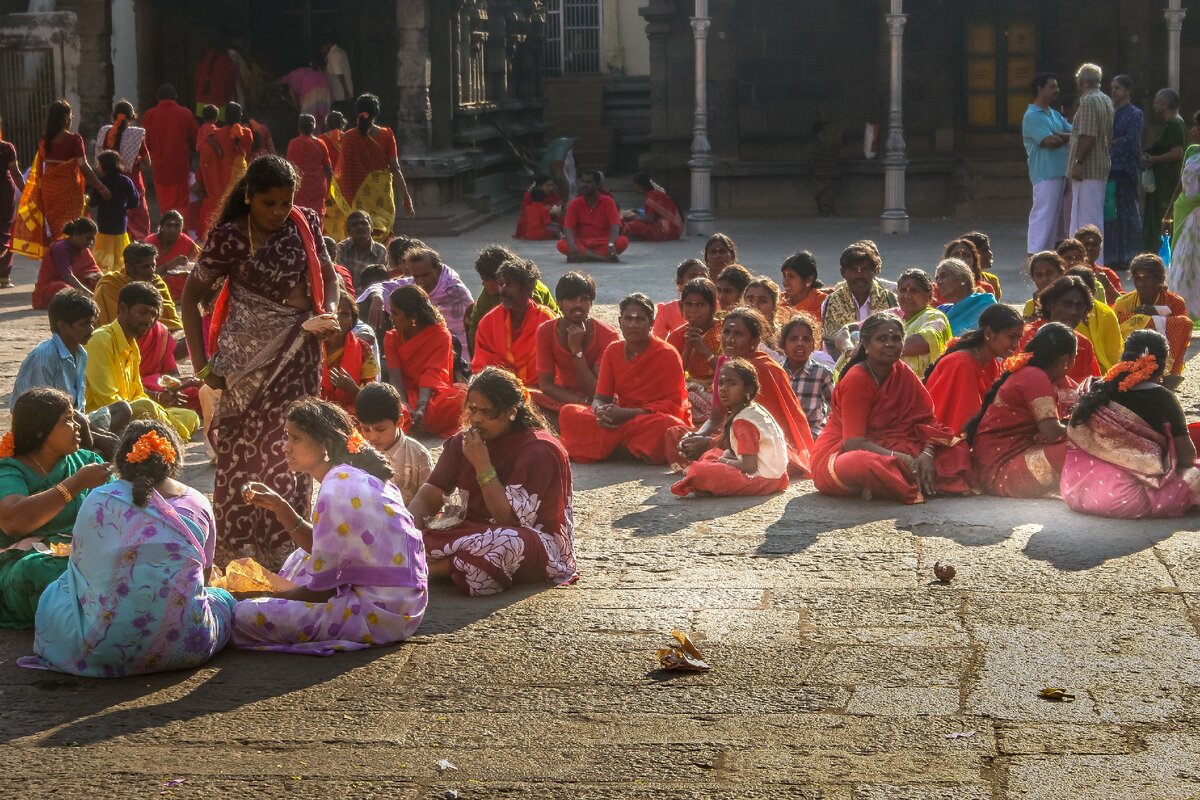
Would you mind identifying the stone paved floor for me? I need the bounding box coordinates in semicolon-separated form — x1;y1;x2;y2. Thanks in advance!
2;218;1200;798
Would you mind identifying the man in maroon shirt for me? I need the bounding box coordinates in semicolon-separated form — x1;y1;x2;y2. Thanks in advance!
556;170;630;262
142;84;199;217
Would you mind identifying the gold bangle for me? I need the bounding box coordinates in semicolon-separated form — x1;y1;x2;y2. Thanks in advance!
53;482;72;504
285;516;307;536
476;467;498;487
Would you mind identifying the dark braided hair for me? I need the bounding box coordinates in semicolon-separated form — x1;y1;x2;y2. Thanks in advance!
355;93;380;135
287;399;393;481
1071;330;1169;427
781;250;823;289
11;388;73;457
838;312;903;381
923;304;1023;381
462;367;550;433
1037;275;1094;321
963;322;1077;444
719;357;760;444
116;419;183;506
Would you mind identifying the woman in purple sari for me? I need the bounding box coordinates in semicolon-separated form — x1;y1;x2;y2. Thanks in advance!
1062;331;1200;518
231;399;427;655
182;155;340;569
1105;75;1144;268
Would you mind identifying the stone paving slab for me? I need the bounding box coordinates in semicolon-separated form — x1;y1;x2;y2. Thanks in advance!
0;219;1198;797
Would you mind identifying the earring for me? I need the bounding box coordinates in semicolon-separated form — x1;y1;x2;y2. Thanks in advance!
323;450;330;462
509;414;517;421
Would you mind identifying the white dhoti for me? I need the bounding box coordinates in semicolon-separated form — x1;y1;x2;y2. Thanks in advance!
1028;177;1067;253
1069;178;1106;236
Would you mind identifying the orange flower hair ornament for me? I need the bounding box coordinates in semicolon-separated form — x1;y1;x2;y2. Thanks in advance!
0;432;13;459
126;430;177;465
1001;352;1033;374
1103;353;1158;392
346;430;366;454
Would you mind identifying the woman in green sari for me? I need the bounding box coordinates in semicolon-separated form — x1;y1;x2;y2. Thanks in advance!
0;388;112;628
1143;89;1187;252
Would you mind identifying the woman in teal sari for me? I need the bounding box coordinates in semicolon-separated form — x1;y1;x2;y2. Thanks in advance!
934;258;995;336
1143;89;1188;252
891;268;951;376
21;420;235;677
0;388;112;629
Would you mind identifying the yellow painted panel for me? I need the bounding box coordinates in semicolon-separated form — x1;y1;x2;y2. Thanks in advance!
970;94;997;127
1008;56;1034;87
968;58;997;91
1008;22;1036;53
968;23;996;55
1008;93;1029;126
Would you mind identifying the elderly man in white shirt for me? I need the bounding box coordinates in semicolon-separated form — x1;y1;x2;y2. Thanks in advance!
322;40;354;114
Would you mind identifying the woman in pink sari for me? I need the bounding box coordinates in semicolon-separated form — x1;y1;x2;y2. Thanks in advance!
968;322;1079;498
1062;331;1200;518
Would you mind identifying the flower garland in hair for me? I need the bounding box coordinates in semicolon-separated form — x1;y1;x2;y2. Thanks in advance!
1001;351;1033;374
1103;353;1158;392
126;430;177;465
0;432;13;459
345;430;366;454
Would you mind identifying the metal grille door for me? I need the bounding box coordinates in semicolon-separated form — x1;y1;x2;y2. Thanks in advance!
0;47;58;162
544;0;602;76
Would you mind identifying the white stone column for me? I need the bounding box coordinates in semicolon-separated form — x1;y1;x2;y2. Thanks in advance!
686;0;713;237
1166;1;1187;92
881;0;909;234
110;0;138;105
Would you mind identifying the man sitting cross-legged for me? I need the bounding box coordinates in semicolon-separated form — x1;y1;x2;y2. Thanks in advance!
85;281;200;441
11;289;131;459
556;170;629;263
534;271;619;414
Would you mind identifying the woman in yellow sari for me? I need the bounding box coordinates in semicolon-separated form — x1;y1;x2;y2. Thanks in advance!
12;100;108;261
325;93;414;241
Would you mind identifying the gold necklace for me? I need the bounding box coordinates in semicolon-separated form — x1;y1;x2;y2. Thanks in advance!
247;217;265;252
28;453;48;476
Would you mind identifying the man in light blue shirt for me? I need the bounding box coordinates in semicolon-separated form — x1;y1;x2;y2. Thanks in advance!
1022;71;1072;255
11;289;128;458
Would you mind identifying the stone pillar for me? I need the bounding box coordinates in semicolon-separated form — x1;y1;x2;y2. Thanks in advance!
686;0;713;237
1165;0;1186;92
396;0;433;154
638;0;675;157
880;0;908;235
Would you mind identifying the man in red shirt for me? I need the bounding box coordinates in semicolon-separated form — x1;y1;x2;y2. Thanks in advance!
142;84;199;217
556;170;629;262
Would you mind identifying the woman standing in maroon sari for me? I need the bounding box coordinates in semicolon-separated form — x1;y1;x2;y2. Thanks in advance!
182;155;339;568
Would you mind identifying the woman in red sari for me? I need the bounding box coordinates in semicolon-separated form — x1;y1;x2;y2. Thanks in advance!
1020;275;1100;383
665;277;722;424
409;368;576;597
12;100;108;262
182;155;340;569
285;114;333;213
968;322;1078;498
196;102;252;241
811;313;973;504
534;271;618;414
652;258;708;339
559;294;691;464
780;250;828;324
326;93;414;241
924;304;1025;433
146;210;199;303
32;218;101;309
94;100;152;240
385;284;467;437
675;307;813;475
621;173;683;241
321;292;379;414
